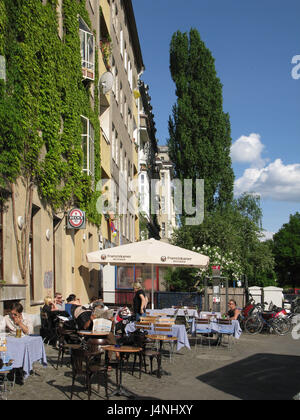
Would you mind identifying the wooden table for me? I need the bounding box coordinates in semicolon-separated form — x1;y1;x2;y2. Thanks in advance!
103;345;142;397
78;331;110;338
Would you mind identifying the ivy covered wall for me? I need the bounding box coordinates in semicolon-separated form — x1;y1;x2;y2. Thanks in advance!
0;0;101;225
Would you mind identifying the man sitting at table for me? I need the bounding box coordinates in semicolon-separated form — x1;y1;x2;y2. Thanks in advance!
5;302;33;337
74;304;118;369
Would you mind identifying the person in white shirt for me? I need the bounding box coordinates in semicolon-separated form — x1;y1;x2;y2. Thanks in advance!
5;302;33;337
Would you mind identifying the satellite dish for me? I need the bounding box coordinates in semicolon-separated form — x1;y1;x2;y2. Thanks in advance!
99;71;114;94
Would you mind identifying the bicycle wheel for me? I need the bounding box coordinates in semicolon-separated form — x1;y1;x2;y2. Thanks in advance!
272;318;292;336
245;316;263;335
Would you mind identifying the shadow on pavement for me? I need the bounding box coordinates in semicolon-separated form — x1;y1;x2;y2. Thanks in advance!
197;353;300;400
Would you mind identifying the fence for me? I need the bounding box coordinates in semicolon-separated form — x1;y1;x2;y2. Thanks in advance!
101;289;242;311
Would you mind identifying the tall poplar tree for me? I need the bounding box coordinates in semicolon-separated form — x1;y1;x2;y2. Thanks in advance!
168;29;234;213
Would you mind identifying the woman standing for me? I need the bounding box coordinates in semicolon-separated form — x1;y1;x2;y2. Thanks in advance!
133;282;147;321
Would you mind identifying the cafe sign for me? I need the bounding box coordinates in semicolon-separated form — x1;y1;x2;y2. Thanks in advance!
67;208;86;229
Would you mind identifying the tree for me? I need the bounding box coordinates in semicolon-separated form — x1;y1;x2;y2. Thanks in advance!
273;212;300;288
169;194;275;289
168;29;234;214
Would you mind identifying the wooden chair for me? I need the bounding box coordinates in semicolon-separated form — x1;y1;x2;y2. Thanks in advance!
131;328;162;378
155;317;175;324
140;317;157;323
153;323;177;362
56;327;81;369
70;347;108;400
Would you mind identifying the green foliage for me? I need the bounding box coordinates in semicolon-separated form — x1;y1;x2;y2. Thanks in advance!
163;266;198;292
273;212;300;287
168;29;234;213
0;0;101;224
169;194;276;290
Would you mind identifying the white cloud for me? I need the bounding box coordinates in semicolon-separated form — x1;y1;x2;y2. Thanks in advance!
234;158;300;202
231;133;266;167
259;231;275;242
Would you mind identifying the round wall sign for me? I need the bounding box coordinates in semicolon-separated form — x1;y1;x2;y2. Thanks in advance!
68;208;85;229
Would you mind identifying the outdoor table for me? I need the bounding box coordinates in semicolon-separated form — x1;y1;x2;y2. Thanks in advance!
78;331;110;338
125;322;190;351
103;345;142;397
6;335;47;379
210;320;242;339
193;320;242;339
199;311;222;319
0;351;14;398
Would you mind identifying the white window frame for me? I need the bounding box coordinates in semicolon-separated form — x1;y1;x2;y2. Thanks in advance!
79;18;95;81
81;115;95;181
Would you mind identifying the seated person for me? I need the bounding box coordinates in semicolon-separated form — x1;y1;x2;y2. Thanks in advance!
42;296;70;320
5;302;33;337
41;296;56;313
74;304;117;364
92;300;111;317
65;294;81;318
227;299;242;321
66;294;81;305
73;305;94;331
54;293;66;311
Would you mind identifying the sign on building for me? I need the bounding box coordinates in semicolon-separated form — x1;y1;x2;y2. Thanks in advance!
67;208;86;229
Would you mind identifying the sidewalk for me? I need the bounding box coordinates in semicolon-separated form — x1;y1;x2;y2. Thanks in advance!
6;330;300;401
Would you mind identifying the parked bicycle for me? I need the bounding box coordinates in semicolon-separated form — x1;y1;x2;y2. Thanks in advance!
245;302;292;336
239;294;258;330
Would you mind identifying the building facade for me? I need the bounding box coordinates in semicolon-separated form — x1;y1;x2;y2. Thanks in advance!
156;146;177;243
0;0;163;313
0;0;103;315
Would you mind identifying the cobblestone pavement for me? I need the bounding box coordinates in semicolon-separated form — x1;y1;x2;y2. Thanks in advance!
3;330;300;401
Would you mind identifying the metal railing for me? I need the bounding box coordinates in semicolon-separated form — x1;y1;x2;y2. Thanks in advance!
101;290;202;310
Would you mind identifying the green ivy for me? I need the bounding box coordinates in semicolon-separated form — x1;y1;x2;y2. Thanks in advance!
0;0;101;225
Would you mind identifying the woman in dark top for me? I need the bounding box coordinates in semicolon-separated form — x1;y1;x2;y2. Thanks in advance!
227;299;242;321
133;282;147;321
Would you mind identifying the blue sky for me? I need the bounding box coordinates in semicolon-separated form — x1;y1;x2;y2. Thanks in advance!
132;0;300;236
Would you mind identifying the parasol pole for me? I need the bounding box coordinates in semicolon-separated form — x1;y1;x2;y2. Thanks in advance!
151;264;154;309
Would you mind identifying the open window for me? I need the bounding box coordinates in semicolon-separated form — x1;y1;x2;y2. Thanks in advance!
79;17;95;81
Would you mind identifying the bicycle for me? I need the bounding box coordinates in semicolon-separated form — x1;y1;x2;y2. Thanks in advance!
245;303;292;336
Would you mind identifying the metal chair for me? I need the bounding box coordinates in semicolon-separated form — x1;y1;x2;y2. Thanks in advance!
194;319;212;351
215;319;233;350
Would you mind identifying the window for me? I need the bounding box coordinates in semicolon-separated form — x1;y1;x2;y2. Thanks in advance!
79;18;95;81
81;116;95;182
0;204;3;283
161;222;166;238
120;27;124;57
115;135;119;166
112;1;118;32
161;196;166;214
29;205;40;301
112;124;116;161
124;43;127;71
120;82;123;115
128;59;132;90
124;96;127;125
